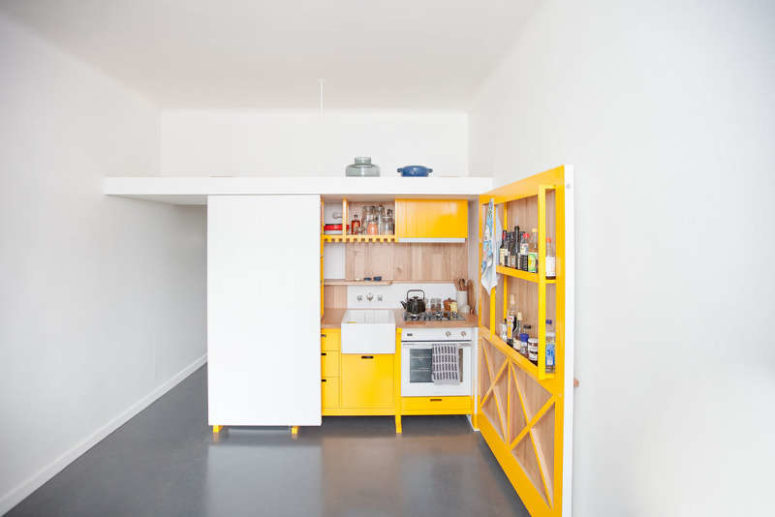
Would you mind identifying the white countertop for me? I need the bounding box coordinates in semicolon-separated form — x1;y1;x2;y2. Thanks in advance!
104;176;494;205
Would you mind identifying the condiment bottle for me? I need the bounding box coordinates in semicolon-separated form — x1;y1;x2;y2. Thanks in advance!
351;214;361;234
506;295;516;343
528;228;538;273
519;232;530;271
545;319;555;373
519;324;530;356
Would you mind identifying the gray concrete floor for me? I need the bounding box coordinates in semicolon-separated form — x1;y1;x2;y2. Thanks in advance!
9;367;528;517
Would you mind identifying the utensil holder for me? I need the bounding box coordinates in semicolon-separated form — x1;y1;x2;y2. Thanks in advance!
456;290;468;308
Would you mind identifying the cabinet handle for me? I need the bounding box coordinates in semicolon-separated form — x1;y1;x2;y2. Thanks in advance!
430;398;443;402
361;355;374;359
321;352;327;356
321;333;327;338
321;379;327;383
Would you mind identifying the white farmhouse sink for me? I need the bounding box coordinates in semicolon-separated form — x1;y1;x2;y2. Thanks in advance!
340;310;396;354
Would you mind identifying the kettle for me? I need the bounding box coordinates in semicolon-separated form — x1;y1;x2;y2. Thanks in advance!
401;289;427;314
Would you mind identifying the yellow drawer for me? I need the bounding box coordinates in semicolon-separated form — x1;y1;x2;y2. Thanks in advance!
341;354;394;409
322;377;339;410
321;350;339;377
321;329;341;351
400;396;473;415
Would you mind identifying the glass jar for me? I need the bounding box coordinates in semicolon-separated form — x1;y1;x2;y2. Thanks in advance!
345;157;380;177
384;209;394;235
363;205;378;235
376;205;386;234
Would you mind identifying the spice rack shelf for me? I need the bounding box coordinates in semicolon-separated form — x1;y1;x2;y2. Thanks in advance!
324;279;392;286
322;234;396;243
483;332;555;383
496;265;556;284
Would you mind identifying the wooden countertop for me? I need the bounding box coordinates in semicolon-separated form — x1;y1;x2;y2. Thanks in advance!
321;308;477;329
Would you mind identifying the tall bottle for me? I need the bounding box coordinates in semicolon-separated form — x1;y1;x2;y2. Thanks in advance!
527;228;538;273
514;311;523;341
510;226;520;268
546;237;556;278
506;294;517;344
499;230;508;266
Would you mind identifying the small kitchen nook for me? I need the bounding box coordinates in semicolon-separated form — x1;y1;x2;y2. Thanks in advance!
104;165;574;517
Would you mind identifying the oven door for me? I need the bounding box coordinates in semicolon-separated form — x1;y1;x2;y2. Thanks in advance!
401;343;472;397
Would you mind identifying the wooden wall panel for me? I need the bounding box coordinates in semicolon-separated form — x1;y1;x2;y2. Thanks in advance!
345;243;467;282
323;285;347;308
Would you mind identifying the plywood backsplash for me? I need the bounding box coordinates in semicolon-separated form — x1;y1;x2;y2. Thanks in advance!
345;242;467;282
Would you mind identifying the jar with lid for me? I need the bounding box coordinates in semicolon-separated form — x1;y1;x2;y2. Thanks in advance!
384;209;395;234
376;205;386;234
527;338;539;364
363;205;378;235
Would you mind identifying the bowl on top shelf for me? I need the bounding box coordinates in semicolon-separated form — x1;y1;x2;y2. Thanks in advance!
397;165;432;177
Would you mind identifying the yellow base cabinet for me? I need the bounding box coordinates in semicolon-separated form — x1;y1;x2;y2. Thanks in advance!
321;329;341;351
321;350;339;377
321;377;339;410
395;199;468;240
321;329;341;414
400;396;473;415
341;354;394;409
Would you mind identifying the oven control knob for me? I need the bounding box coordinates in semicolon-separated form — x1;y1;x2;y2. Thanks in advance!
461;331;467;337
445;331;451;337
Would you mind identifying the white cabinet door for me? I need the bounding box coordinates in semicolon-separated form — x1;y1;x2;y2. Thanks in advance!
207;195;321;426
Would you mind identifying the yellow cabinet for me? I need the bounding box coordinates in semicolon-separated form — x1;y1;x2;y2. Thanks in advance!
395;199;468;240
322;377;339;410
341;354;394;408
321;350;339;377
321;329;341;351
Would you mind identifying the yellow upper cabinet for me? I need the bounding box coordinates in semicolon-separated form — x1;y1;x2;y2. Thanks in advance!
394;199;468;241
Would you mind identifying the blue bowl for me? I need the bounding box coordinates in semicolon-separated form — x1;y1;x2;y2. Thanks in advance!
397;165;433;177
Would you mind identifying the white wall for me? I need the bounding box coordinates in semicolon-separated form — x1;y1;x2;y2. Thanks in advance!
160;110;468;176
469;0;775;515
0;14;206;513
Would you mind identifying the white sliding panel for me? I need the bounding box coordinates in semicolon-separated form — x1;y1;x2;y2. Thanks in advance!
208;195;321;426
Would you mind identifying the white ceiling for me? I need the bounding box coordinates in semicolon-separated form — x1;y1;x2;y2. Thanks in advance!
0;0;537;109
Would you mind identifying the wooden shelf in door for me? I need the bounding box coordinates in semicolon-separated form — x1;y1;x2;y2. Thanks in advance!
322;234;396;243
496;265;556;284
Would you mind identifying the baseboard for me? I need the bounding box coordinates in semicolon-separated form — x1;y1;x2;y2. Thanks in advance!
0;354;207;515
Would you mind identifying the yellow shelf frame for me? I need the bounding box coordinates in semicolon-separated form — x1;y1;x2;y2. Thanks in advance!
476;164;567;517
496;265;556;284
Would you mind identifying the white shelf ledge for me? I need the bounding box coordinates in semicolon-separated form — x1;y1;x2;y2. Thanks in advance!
103;176;494;205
